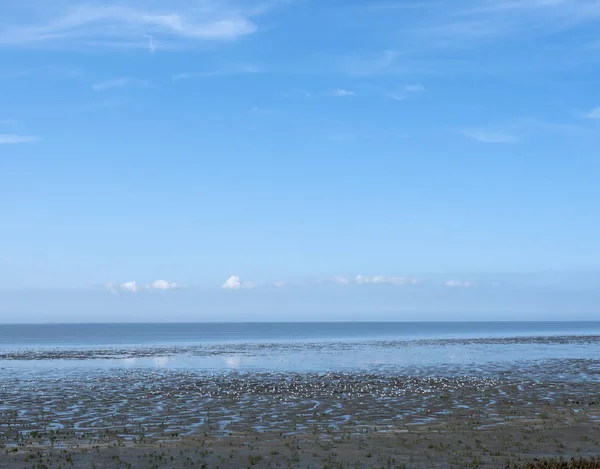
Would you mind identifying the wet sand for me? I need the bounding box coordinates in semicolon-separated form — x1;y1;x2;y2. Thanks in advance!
2;360;600;468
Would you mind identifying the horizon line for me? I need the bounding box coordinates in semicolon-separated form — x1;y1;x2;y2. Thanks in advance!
1;319;598;326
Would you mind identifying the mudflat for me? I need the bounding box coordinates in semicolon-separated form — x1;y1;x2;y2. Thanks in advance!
2;363;599;468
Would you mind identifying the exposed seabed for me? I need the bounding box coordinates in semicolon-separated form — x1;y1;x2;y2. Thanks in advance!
2;357;600;468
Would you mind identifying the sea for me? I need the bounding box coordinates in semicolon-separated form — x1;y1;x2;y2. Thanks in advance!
1;321;599;376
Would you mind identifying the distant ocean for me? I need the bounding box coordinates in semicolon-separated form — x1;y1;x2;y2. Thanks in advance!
2;321;600;347
1;322;599;376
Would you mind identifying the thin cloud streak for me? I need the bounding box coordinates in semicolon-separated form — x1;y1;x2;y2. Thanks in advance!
173;63;261;80
331;89;356;97
413;0;600;45
388;83;426;101
446;280;476;288
586;107;600;119
329;0;600;78
92;77;147;91
458;117;595;144
331;276;350;284
458;128;520;143
405;84;426;92
0;134;39;144
0;1;262;48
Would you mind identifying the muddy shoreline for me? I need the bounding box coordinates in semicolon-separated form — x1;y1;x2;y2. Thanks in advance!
2;364;600;468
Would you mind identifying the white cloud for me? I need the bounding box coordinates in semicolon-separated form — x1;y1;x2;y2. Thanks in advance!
355;275;421;286
0;2;261;49
106;280;181;293
274;281;286;288
446;280;476;288
355;275;370;284
331;89;356;97
149;279;180;291
120;281;139;293
0;119;17;125
331;276;350;284
459;129;519;143
0;134;38;144
92;77;147;91
586;107;600;119
222;275;253;290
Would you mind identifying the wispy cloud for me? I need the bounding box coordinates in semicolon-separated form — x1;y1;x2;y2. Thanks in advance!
0;134;39;144
173;63;261;80
388;92;408;101
333;0;600;78
388;83;426;101
173;71;219;80
92;77;147;91
446;280;476;288
355;275;421;286
405;84;426;92
0;66;83;81
458;128;519;143
331;89;356;97
586;107;600;119
282;89;312;99
518;117;592;136
0;1;265;49
343;50;402;77
414;0;600;46
459;117;594;144
0;119;17;125
107;281;139;293
144;34;157;53
331;276;350;284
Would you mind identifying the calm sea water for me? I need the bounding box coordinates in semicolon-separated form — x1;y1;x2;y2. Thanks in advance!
2;321;600;347
1;322;599;375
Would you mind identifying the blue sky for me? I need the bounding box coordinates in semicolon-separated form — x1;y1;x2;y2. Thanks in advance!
1;0;600;321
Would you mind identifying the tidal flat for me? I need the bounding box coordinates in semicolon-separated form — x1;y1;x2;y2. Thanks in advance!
2;358;600;468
